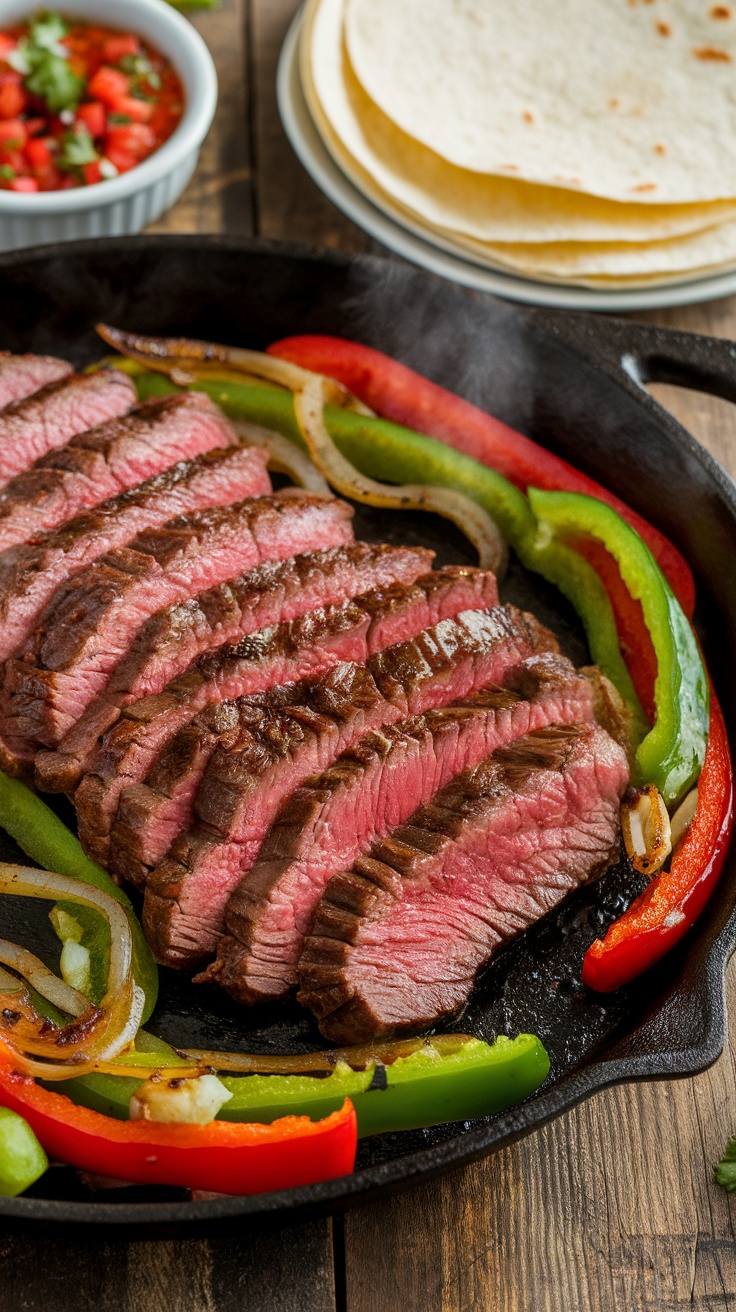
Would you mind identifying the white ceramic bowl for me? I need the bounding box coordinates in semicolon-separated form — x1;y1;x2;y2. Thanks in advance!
0;0;217;250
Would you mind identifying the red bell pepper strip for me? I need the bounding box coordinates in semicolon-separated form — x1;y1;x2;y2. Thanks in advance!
267;335;695;618
582;687;733;992
567;534;658;723
0;1044;357;1195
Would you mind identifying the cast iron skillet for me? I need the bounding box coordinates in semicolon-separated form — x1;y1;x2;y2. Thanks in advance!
0;236;735;1236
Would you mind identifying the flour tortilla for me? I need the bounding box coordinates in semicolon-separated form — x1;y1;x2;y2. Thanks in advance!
305;0;736;244
345;0;736;204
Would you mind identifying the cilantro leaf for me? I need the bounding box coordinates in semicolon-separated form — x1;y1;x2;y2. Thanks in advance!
59;126;98;170
29;11;69;49
25;52;84;112
0;165;16;181
715;1137;736;1192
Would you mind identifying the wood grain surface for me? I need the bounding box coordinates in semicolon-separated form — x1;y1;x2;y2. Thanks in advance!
6;3;736;1309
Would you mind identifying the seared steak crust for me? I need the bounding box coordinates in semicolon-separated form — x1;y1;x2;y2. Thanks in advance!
0;353;72;409
298;723;629;1041
0;491;353;769
208;654;595;1003
142;604;556;967
0;392;239;553
0;369;135;489
77;591;409;866
36;545;435;796
104;568;497;881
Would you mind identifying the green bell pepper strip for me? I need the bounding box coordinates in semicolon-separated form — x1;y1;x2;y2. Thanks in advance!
0;1105;48;1196
0;772;158;1021
527;489;709;804
56;1034;550;1137
121;365;646;735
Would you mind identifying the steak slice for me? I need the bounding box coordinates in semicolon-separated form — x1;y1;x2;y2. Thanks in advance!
0;491;353;770
0;444;271;665
0;369;136;489
0;392;239;553
206;653;595;1003
298;722;629;1041
36;544;436;796
0;353;72;409
95;568;496;875
142;604;557;966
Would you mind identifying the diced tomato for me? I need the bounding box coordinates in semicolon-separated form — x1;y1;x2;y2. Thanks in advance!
24;137;53;169
0;148;25;175
87;66;129;111
35;165;64;192
83;160;103;186
106;122;155;161
76;101;107;139
0;20;184;192
0;80;26;121
101;34;140;63
149;102;178;143
103;143;137;174
116;95;153;124
0;119;27;148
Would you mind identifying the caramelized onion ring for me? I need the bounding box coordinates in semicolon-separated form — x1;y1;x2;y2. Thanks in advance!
0;864;143;1079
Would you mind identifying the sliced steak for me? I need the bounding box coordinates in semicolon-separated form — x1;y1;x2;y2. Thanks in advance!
0;491;353;771
0;369;136;490
298;722;629;1041
0;444;271;665
0;353;72;409
88;568;496;873
142;604;557;967
45;556;485;792
206;653;595;1003
0;392;239;553
36;545;437;796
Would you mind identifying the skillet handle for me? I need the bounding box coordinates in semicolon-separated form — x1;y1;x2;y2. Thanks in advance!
543;312;736;404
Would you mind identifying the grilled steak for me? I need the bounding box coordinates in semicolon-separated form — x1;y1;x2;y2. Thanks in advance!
0;353;72;408
207;654;595;1003
86;568;497;873
0;444;271;666
36;545;436;796
142;605;557;966
0;369;135;489
298;722;629;1041
0;392;239;553
0;491;354;770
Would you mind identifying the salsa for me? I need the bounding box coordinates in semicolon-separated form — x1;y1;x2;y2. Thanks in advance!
0;11;185;192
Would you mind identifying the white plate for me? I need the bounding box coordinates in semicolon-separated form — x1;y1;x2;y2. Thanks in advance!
277;6;736;312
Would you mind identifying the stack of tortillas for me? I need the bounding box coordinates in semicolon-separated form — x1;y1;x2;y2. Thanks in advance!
300;0;736;288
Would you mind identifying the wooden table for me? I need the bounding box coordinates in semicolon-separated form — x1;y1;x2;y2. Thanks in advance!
4;4;736;1308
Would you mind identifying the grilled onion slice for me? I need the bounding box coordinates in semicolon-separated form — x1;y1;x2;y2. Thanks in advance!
0;864;143;1079
621;786;672;877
